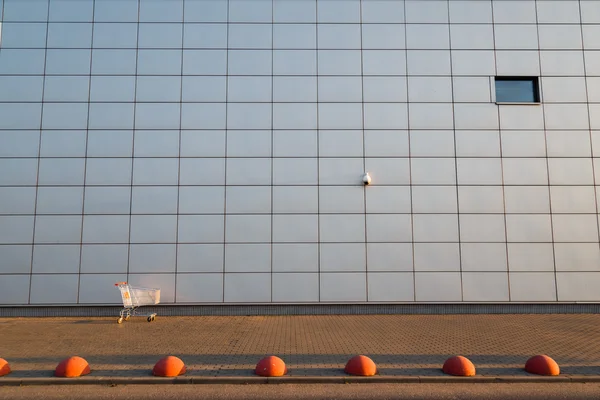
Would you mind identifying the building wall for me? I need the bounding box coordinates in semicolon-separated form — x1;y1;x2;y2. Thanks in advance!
1;0;600;305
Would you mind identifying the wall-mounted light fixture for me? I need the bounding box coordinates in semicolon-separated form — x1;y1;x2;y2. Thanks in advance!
362;173;371;185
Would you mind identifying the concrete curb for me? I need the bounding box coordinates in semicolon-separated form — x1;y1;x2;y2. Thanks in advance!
1;375;599;386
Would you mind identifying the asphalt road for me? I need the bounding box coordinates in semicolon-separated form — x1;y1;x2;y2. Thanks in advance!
2;383;600;400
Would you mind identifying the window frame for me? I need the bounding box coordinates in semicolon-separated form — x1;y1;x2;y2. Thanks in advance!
494;76;541;104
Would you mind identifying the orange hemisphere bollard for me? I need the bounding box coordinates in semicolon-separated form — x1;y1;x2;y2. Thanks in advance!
525;355;560;376
0;358;11;376
442;356;476;377
344;355;377;376
152;356;186;377
255;356;287;377
54;356;91;378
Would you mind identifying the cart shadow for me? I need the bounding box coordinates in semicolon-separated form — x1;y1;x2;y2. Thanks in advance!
71;320;116;325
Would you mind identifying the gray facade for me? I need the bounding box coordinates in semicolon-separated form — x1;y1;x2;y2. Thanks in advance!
1;0;600;305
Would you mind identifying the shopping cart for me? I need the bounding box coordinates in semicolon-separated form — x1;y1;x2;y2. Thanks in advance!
114;282;160;324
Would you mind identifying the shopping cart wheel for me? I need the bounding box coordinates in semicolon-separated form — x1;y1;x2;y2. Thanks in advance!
117;317;123;324
124;315;131;321
147;315;156;322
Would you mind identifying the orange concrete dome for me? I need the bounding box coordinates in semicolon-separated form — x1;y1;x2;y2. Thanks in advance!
525;355;560;376
54;356;91;378
442;355;476;377
344;355;377;376
0;358;11;376
152;356;186;377
255;356;287;377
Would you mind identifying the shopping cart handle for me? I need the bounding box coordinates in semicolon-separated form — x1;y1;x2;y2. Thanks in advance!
114;282;128;286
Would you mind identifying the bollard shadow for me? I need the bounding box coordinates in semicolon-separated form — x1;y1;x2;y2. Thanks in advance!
559;365;600;375
285;368;344;377
71;320;116;325
4;353;599;378
3;370;55;378
378;367;446;376
5;353;594;366
473;367;527;376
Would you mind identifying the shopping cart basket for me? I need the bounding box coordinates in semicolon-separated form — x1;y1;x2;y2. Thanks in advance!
114;282;160;324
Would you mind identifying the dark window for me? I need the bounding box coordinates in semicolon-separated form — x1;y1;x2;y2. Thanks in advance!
495;77;540;103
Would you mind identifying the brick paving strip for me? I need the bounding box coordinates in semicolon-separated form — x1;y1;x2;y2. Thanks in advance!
1;314;600;385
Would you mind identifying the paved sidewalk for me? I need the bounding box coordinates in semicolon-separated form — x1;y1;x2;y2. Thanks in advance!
1;314;599;383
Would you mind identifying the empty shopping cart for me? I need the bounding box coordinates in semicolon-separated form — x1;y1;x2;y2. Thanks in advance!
114;282;160;324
